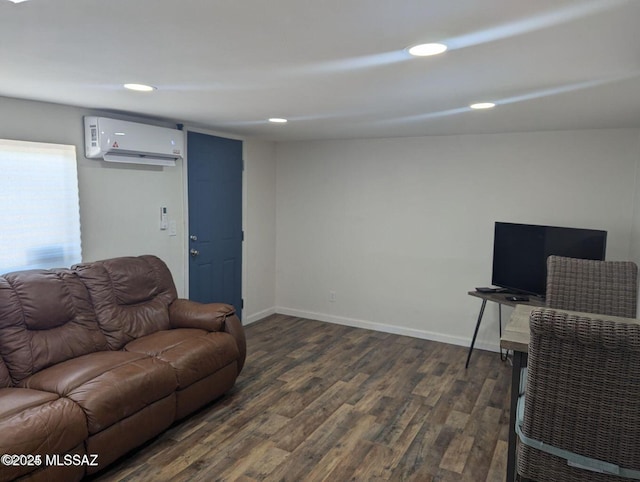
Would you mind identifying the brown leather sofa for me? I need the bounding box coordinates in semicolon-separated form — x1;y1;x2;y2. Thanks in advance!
0;255;246;482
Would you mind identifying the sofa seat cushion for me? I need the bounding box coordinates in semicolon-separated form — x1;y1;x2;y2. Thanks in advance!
125;329;240;389
0;388;87;481
19;351;177;434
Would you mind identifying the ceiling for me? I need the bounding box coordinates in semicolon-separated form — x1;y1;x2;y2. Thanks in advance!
1;0;639;141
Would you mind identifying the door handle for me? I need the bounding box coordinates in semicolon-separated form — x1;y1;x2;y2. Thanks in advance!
190;249;200;257
190;235;198;241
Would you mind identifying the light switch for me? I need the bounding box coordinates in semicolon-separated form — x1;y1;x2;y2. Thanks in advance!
169;220;177;236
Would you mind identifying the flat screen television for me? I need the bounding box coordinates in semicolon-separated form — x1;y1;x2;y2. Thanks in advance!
491;222;607;298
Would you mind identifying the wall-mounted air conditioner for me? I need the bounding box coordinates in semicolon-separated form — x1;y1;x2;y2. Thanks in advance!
84;116;184;167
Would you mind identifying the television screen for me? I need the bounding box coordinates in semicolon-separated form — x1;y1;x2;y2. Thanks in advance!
491;222;607;297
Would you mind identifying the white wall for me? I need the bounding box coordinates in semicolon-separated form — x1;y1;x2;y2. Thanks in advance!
243;140;277;322
0;96;187;292
0;96;279;318
630;131;640;310
275;129;640;350
3;94;637;337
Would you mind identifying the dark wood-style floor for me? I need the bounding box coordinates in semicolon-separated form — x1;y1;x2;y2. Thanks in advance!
93;314;511;482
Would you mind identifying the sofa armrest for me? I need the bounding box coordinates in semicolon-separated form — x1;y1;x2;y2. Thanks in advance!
169;299;246;373
169;299;231;331
222;313;246;373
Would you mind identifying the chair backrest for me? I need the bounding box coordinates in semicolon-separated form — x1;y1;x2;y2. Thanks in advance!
546;255;638;318
518;308;640;481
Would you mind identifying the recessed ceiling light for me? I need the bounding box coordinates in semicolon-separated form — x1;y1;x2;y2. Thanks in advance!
407;43;448;57
469;102;496;110
7;0;30;3
123;83;156;92
268;118;288;124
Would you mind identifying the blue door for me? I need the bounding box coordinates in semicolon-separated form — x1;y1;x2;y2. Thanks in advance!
187;132;243;319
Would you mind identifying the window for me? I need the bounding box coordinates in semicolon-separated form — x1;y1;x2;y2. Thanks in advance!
0;139;82;274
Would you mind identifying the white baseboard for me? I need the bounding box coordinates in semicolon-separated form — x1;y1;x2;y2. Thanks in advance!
243;306;277;325
275;306;500;353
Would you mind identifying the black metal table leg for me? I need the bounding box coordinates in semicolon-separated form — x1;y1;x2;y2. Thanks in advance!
465;298;487;368
499;304;509;361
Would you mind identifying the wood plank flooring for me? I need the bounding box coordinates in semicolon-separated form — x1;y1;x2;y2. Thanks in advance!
91;314;511;482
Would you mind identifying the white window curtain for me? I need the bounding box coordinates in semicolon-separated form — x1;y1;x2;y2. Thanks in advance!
0;139;82;274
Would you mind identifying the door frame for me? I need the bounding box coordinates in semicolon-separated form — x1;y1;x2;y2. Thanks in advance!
181;126;247;307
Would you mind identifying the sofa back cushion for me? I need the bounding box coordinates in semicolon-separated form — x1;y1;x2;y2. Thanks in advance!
74;255;178;350
0;269;108;383
0;358;12;388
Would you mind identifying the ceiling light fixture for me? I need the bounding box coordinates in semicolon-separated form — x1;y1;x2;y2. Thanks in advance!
469;102;496;110
268;118;288;124
7;0;30;3
123;83;156;92
407;43;448;57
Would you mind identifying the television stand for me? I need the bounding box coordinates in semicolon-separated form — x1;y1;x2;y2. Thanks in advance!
465;290;544;368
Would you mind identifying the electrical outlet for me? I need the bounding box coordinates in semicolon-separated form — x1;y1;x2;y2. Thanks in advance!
329;291;336;302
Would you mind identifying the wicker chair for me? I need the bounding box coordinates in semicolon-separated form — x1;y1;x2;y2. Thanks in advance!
517;256;640;481
517;308;640;481
545;255;637;318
